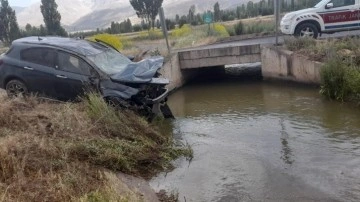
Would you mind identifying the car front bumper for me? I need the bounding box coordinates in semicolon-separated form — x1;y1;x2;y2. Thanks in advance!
146;88;169;115
280;20;294;35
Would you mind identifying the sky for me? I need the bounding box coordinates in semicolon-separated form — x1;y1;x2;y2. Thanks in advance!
9;0;38;7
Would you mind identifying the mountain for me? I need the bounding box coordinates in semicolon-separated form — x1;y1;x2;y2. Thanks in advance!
16;0;255;31
13;6;25;14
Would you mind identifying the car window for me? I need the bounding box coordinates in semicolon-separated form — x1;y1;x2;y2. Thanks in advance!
87;48;132;75
21;48;56;67
58;51;92;75
329;0;355;8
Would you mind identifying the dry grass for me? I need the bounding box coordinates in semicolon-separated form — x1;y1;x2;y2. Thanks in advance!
284;36;360;64
0;48;8;54
0;93;192;201
222;15;274;27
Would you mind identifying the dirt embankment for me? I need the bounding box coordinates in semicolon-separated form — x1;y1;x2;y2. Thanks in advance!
0;92;190;201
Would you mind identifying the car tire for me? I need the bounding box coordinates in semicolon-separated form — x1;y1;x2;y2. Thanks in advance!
295;23;319;39
5;79;28;98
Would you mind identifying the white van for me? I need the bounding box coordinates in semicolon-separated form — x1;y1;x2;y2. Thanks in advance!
280;0;360;38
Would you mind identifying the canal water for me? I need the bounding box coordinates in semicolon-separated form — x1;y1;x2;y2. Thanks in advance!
150;80;360;202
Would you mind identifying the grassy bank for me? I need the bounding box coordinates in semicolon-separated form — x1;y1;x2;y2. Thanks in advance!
284;37;360;102
91;17;277;56
0;93;192;201
0;48;8;54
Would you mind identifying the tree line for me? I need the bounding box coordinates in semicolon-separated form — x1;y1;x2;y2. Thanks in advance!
1;0;321;45
169;0;320;28
0;0;67;45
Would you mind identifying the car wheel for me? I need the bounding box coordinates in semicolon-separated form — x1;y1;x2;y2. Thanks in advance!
295;23;319;39
6;79;28;98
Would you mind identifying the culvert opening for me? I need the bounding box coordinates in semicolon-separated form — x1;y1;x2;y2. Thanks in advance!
182;63;262;84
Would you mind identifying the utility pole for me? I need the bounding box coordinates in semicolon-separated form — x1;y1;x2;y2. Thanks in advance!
274;0;281;46
159;7;171;54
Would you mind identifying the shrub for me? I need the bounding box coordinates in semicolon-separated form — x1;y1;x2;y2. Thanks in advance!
320;59;360;101
211;23;230;38
243;20;275;35
320;59;349;101
171;24;192;38
90;33;123;50
344;66;360;100
234;21;244;35
117;35;133;49
226;25;236;36
133;24;142;32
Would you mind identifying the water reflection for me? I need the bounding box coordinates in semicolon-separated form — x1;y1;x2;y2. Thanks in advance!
151;81;360;202
280;119;294;166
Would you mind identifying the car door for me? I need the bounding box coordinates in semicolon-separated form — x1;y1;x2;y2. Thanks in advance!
319;0;359;31
19;47;57;97
54;51;94;101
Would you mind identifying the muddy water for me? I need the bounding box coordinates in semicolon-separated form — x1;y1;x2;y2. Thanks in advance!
150;80;360;202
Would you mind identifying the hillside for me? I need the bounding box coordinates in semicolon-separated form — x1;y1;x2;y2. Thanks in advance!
16;0;256;31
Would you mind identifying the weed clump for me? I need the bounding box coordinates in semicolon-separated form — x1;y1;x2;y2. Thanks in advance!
211;24;230;38
234;21;244;35
320;59;360;101
0;93;192;201
171;24;191;38
284;36;316;51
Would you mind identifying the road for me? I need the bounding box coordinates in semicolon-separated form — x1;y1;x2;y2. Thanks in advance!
180;29;360;51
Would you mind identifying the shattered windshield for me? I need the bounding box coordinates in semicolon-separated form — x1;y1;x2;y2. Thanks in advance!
87;48;132;75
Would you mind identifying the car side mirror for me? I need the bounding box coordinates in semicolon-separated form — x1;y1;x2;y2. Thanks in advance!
325;3;334;9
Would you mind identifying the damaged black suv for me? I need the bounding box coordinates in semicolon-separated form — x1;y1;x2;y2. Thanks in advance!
0;36;173;118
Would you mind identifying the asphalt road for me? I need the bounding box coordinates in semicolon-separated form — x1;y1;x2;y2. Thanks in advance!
181;29;360;51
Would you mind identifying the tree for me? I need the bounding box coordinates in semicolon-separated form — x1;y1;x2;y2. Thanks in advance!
246;1;255;17
156;19;161;29
129;0;163;29
178;15;187;28
188;5;196;25
0;0;21;45
39;24;47;36
40;0;67;36
214;2;221;22
165;19;175;30
175;14;180;24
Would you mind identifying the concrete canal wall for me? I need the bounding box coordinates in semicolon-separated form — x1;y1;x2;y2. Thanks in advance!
261;46;322;85
161;53;199;92
162;45;323;92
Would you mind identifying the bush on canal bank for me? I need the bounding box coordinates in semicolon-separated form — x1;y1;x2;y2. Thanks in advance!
320;59;360;102
284;36;360;102
0;93;192;201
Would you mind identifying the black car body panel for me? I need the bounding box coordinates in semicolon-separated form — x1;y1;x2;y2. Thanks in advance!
0;36;172;118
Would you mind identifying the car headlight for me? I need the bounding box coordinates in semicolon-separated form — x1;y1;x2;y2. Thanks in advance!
283;13;296;21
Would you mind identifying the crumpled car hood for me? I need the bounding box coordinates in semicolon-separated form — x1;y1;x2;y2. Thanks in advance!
110;56;165;83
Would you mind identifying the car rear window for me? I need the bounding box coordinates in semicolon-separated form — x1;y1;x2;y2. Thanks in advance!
21;48;56;67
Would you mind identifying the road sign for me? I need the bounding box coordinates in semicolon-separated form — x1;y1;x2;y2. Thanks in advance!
203;13;213;24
